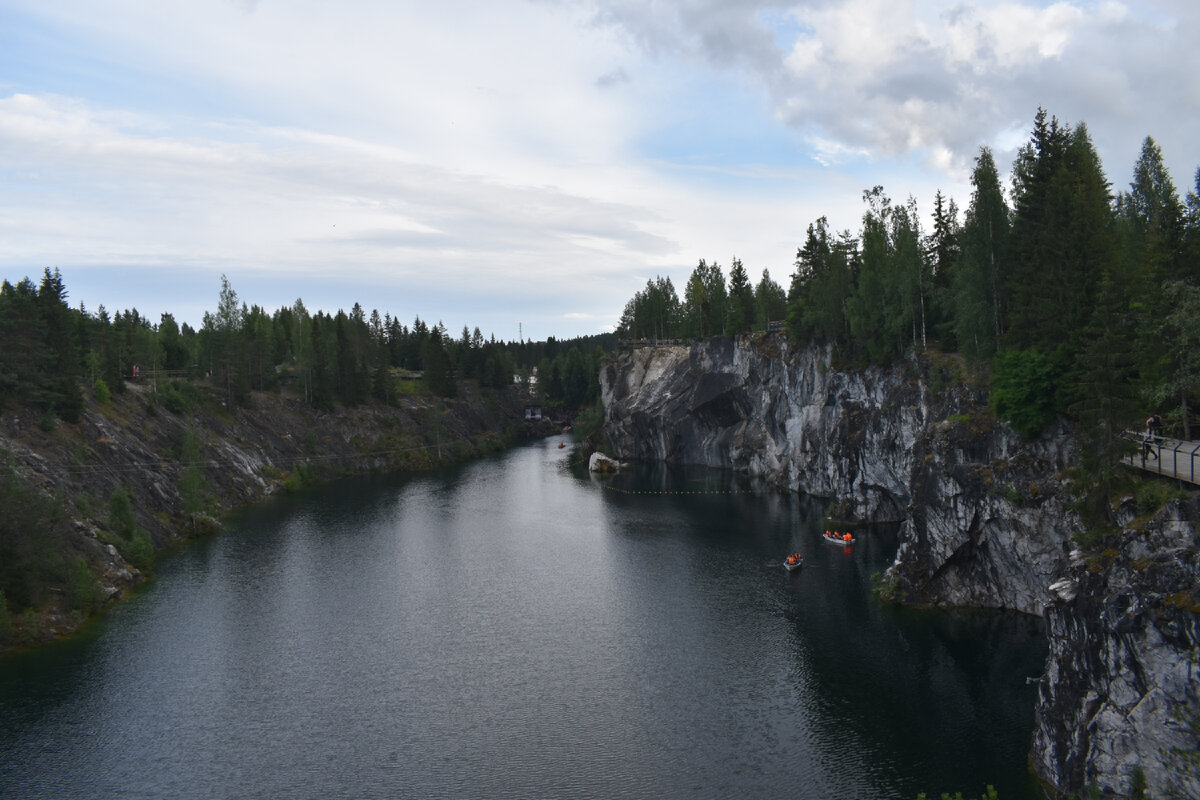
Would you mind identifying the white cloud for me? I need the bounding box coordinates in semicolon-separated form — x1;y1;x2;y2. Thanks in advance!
2;0;1198;338
588;0;1200;183
943;3;1086;68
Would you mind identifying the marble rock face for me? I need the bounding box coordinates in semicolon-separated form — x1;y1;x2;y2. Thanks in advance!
601;336;1199;797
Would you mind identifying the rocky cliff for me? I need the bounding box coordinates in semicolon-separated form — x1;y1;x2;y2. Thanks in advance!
600;334;1199;797
1034;499;1200;798
601;334;1076;614
1;377;550;645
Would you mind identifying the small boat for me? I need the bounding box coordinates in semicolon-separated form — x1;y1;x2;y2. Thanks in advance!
783;552;804;571
823;530;856;546
557;442;566;449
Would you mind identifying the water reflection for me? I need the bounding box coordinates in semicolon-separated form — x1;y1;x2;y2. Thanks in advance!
1;441;1045;799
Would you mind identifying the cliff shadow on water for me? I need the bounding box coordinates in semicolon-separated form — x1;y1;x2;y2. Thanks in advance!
599;336;1199;799
580;457;1050;799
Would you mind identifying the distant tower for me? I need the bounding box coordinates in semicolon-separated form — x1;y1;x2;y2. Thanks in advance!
519;322;523;343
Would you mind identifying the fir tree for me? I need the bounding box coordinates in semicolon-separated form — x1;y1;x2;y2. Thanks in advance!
726;257;755;334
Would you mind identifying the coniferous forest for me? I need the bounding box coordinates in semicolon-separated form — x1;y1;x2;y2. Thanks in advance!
618;108;1200;522
2;107;1199;639
0;274;614;421
0;271;613;630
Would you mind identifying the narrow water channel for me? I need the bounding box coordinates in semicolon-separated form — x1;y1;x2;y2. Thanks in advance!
0;437;1046;799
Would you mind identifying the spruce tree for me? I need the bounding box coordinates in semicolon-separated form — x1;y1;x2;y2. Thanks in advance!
1005;108;1072;351
927;189;961;347
1122;136;1184;284
953;147;1009;361
891;196;929;351
847;187;898;362
1069;270;1140;520
753;268;787;330
726;257;755;334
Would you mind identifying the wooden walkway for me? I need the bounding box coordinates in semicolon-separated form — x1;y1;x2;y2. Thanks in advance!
1123;434;1200;486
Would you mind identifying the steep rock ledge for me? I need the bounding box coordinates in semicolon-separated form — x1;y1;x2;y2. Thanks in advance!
601;335;1200;797
601;335;1076;614
1032;499;1200;798
1;379;550;645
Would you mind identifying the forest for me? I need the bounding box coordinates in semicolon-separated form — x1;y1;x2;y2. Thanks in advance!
0;273;614;422
0;273;612;632
618;108;1200;521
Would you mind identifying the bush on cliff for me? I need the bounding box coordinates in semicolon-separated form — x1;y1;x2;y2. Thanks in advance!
0;462;70;610
66;556;104;614
989;349;1058;439
0;591;12;645
107;488;154;574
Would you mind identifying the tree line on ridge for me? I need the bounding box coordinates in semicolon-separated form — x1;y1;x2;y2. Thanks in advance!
0;274;614;422
617;108;1200;524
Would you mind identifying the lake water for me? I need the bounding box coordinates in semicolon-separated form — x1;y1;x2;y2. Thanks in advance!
0;437;1047;799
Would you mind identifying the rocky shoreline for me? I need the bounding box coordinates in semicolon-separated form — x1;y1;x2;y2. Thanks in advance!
599;334;1199;798
1;377;552;648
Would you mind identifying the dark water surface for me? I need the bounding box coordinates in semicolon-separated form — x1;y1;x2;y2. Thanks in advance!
0;438;1047;799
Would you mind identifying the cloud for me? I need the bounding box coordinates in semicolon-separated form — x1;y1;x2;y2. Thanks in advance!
0;91;675;273
596;67;631;88
584;0;1200;181
0;86;699;337
3;0;1198;340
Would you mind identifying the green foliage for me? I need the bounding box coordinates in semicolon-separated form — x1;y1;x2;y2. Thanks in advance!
0;590;13;645
996;483;1023;505
66;556;104;613
916;786;999;800
753;268;787;329
1067;269;1142;521
200;274;250;408
1128;765;1148;800
108;487;154;574
726;257;755;335
178;427;207;515
619;275;681;340
1135;478;1189;517
281;468;309;493
421;330;457;398
1149;280;1200;440
681;259;730;339
990;349;1058;438
0;462;69;610
108;488;138;539
952;147;1008;361
847;187;899;363
160;379;200;414
871;571;899;603
93;378;111;405
788;216;856;344
123;528;154;574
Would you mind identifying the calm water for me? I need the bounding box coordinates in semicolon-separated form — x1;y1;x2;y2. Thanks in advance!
0;438;1047;800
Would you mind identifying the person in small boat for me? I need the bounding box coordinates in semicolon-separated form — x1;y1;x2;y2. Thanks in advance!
842;532;852;541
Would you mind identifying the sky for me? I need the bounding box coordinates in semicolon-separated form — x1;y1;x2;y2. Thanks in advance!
1;0;1197;342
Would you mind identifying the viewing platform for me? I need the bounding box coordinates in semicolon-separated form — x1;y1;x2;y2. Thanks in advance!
1123;433;1200;486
